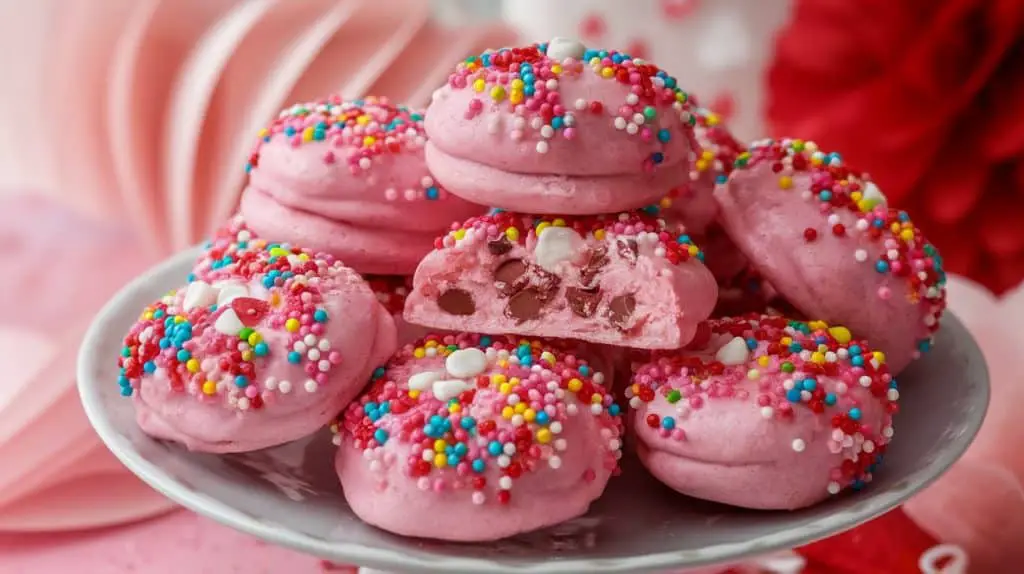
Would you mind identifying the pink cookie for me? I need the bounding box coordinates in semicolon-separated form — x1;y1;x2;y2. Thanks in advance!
404;211;718;350
657;106;746;235
424;40;698;214
715;139;947;375
120;222;397;453
333;333;623;541
241;96;483;274
365;274;433;346
627;315;897;510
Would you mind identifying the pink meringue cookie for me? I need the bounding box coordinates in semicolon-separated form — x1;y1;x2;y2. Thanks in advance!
424;40;698;214
332;333;623;541
715;139;947;375
404;211;718;350
628;315;897;510
240;96;483;274
121;220;397;453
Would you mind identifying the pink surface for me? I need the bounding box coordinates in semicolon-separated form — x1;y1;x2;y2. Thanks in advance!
334;333;622;541
405;212;717;350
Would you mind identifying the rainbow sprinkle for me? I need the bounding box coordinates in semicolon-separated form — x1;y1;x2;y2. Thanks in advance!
446;43;696;167
118;219;344;409
627;315;897;496
436;210;704;265
733;139;947;354
333;333;623;506
245;95;446;202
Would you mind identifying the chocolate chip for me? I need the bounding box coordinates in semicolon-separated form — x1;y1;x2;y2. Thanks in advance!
506;288;543;322
579;246;609;287
437;288;475;315
616;238;638;266
607;294;637;329
565;286;601;318
494;259;527;296
525;266;561;302
487;237;513;256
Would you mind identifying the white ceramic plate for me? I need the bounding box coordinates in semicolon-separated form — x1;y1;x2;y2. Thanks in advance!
78;247;989;574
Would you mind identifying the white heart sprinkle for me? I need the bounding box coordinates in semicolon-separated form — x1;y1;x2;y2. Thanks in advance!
216;282;249;306
214;308;244;335
432;379;472;402
715;337;750;366
546;37;586;61
445;348;488;378
534;226;585;272
183;281;217;311
408;370;446;391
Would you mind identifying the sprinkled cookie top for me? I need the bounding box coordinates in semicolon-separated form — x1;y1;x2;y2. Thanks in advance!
245;96;448;202
689;106;745;186
627;314;897;495
442;39;695;165
734;138;947;353
436;210;704;265
118;221;347;410
333;333;623;506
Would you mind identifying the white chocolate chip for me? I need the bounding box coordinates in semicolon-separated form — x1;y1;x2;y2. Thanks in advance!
213;308;244;335
534;226;585;272
183;281;217;311
432;379;472;402
715;337;750;366
408;370;446;391
216;282;249;306
445;348;488;378
545;37;586;61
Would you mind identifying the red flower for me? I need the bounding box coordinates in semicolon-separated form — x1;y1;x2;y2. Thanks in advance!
767;0;1024;293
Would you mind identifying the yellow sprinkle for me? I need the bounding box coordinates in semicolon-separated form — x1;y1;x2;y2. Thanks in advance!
551;64;563;75
510;78;524;90
453;228;467;240
434;439;447;453
857;200;872;212
269;247;289;257
675;92;687;102
499;383;511;394
705;113;720;127
536;429;552;444
523;409;536;422
505;227;520;241
497;359;508;369
781;336;793;346
269;292;281;308
552;218;566;227
659;197;672;208
535;221;551;235
142;311;154;321
508;377;520;387
695;159;709;172
594;229;606;241
186;359;200;373
448;403;461;413
356;114;370;125
701;150;714;161
258;128;269;138
792;139;805;151
302;127;315;142
247;332;263;346
509;90;524;105
600;67;615;78
425;340;438;348
828;326;852;344
778;176;793;190
747;369;761;380
900;229;915;241
589;56;602;66
540;351;556;365
737;151;751;162
298;253;309;262
811;352;826;364
285;318;300;332
501;406;514;419
850;191;863;202
174;316;186;324
873;351;886;364
591;393;603;404
890;222;902;234
413;347;426;359
408;390;420;399
514;403;527;414
473;78;486;92
433;454;447;468
567;378;583;392
241;350;253;361
362;135;376;147
688;245;700;256
202;381;217;395
757;356;770;367
490;86;506;101
491;373;507;386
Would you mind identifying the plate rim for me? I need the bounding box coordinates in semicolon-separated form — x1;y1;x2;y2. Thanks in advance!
77;246;991;574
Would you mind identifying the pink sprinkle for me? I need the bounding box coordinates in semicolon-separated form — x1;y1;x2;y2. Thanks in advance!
583;469;597;483
877;286;892;300
563;127;577;140
245;386;259;398
323;151;335;164
328;351;342;365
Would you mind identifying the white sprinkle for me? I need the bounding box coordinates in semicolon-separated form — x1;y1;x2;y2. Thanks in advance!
613;117;627;130
827;214;841;225
856;219;870;231
545;37;587;60
827;482;842;495
626;93;640;105
237;397;250;410
554;438;568;451
359;157;371;170
854;249;868;262
422;449;434;462
503;443;517;455
512;414;526;426
782;379;796;390
498;476;513;490
536;141;550;154
530;117;544;130
859;375;873;387
545;78;558;90
548;456;562;469
549;421;563;434
472;492;486;505
593;372;606;385
761;406;774;419
318;360;331;372
540;125;555;139
863;440;876;453
888;389;900;401
632;113;645;125
792;439;806;452
497;455;511;468
304;380;318;393
883;426;894;438
625;123;639;135
534;226;585;272
264;377;277;391
574;98;587;111
307;348;321;361
278;380;292;394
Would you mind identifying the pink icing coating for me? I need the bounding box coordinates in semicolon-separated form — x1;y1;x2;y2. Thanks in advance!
120;219;398;452
333;333;623;541
715;139;947;375
628;315;897;510
404;211;718;350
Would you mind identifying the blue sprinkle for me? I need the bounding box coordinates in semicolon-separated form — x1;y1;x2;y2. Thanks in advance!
786;388;803;402
461;417;476;429
373;429;389;444
917;339;932;352
535;412;550;425
819;191;832;201
715;174;728;185
825;393;837;406
472;459;486;473
849;345;862;356
609;404;621;416
288;351;302;364
651;152;665;164
454;443;468;457
284;126;296;136
159;338;171;349
479;336;492;348
848;407;862;421
745;338;758;350
852;480;865;491
254;342;269;357
802;378;817;391
488;441;503;456
789;342;803;353
372;366;386;380
120;387;134;397
176;349;191;362
578;365;591;376
661;417;676;430
551;116;564;129
851;356;864;367
678;234;691;244
234;375;248;388
425;187;440;200
657;129;671;143
314;309;328;322
664;77;677;89
447;455;459;467
143;361;156;374
875;260;890;273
